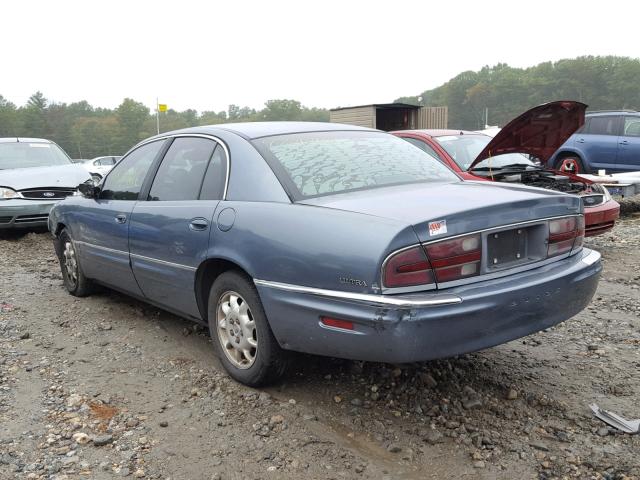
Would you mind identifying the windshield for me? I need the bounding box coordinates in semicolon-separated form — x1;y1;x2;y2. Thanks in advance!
0;142;72;170
253;131;459;199
434;134;536;171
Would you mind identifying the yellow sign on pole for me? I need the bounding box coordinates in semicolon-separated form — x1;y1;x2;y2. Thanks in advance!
158;104;168;112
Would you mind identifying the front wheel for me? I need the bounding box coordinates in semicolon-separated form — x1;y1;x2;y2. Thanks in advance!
207;271;288;386
55;229;94;297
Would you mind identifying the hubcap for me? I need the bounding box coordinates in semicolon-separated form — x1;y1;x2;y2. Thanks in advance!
216;291;257;369
560;158;579;174
63;241;78;287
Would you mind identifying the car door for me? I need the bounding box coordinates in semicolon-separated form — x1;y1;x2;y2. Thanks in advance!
76;140;166;295
128;136;227;318
616;116;640;171
575;115;622;171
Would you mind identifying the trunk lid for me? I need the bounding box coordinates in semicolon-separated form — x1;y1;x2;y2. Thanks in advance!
300;181;582;243
470;101;586;169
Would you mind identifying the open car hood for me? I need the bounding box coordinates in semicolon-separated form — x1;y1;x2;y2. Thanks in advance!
470;101;586;169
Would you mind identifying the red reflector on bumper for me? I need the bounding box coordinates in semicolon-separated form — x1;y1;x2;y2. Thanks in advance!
321;317;354;330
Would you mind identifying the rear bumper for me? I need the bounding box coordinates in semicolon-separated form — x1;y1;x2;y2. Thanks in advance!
584;199;620;237
257;248;601;363
0;200;57;229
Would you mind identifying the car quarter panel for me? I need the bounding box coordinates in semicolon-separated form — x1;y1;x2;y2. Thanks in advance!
205;201;417;294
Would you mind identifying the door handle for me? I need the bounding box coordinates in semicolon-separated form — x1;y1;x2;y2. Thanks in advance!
576;138;585;143
189;218;209;231
115;214;127;224
619;140;629;145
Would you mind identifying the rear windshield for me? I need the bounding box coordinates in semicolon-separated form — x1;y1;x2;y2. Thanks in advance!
0;142;71;170
434;134;536;170
253;131;459;199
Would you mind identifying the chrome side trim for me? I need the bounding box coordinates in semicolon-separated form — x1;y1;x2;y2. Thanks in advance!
581;249;601;266
75;240;197;271
130;252;197;271
75;240;128;257
253;279;462;308
132;133;231;200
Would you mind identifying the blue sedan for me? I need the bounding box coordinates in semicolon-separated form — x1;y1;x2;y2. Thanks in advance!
49;122;601;386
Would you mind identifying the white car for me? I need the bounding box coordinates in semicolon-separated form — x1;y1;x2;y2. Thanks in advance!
83;156;121;182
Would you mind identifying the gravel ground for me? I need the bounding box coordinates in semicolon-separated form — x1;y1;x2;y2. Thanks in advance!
1;218;639;480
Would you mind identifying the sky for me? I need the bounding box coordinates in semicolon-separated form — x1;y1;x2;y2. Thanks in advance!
2;0;638;113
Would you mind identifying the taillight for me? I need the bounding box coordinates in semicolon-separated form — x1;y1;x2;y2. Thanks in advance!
425;233;481;283
383;246;434;288
572;215;585;253
548;216;583;257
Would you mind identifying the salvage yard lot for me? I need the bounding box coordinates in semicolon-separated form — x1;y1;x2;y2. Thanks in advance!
1;218;639;480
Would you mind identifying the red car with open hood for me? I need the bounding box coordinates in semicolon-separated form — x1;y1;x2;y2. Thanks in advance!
392;101;620;236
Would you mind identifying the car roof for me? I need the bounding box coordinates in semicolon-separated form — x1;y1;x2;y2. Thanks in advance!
153;121;376;140
396;129;485;138
0;137;53;144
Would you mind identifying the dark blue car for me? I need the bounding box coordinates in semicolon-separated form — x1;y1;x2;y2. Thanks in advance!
550;110;640;173
49;122;601;386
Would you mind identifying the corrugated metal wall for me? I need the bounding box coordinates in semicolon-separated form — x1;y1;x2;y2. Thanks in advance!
329;106;376;128
416;106;448;129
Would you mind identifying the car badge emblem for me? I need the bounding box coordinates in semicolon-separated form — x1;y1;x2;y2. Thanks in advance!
43;192;56;197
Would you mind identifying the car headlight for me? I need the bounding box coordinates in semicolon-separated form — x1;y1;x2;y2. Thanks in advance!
0;187;20;200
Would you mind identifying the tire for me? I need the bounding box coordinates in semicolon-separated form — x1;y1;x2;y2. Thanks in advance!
207;271;288;386
55;229;94;297
556;154;587;174
90;173;102;184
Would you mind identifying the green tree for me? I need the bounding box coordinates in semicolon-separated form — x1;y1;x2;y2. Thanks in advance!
115;98;150;151
0;95;19;137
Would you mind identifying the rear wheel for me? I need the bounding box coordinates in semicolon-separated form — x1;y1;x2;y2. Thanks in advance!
207;271;288;386
556;155;587;174
55;229;94;296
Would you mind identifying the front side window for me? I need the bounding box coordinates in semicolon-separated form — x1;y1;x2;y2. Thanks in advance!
101;140;164;200
148;137;216;201
253;131;458;199
0;142;71;170
623;117;640;137
587;116;620;136
434;134;536;171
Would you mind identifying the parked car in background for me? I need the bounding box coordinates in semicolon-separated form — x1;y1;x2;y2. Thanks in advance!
49;122;601;386
0;138;92;229
393;101;620;237
550;110;640;174
83;156;122;182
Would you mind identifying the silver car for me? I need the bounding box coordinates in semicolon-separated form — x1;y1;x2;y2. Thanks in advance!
0;137;91;229
83;156;122;182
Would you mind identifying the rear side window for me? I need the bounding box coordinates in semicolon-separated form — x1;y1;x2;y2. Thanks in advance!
253;131;458;199
101;140;164;200
586;116;620;136
623;117;640;137
148;137;216;201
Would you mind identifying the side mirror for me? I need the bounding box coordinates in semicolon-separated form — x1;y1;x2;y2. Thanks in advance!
78;182;100;199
